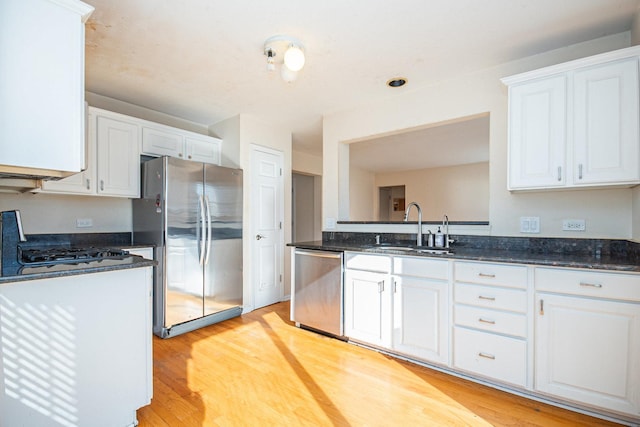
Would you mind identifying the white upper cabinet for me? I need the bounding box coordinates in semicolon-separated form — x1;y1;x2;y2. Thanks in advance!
96;114;140;197
508;75;567;188
503;46;640;191
142;124;221;165
573;59;639;185
41;108;141;198
0;0;93;176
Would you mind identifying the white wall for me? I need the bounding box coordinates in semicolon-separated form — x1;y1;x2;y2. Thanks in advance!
323;32;635;239
632;5;640;46
292;150;322;176
349;165;375;221
211;114;293;308
372;162;489;222
0;193;131;234
633;187;640;242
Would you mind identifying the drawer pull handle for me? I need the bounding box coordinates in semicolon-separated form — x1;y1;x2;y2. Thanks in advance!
478;295;496;301
478;352;495;360
579;282;602;288
378;280;385;293
478;318;495;325
478;273;496;278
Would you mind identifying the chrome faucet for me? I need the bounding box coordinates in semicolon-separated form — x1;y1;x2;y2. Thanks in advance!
404;202;423;246
442;214;452;248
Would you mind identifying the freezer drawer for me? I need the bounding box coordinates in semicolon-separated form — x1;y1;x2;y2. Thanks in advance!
292;249;344;336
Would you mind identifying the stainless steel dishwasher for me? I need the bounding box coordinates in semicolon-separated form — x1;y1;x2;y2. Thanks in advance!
292;249;344;337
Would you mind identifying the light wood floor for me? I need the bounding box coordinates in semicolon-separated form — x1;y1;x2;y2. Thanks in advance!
137;301;622;426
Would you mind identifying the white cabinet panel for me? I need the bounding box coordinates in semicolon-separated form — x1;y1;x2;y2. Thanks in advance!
535;292;640;417
508;75;567;189
186;136;221;164
455;261;528;289
455;283;527;313
96;115;140;197
393;276;449;365
573;59;640;185
454;326;527;387
0;0;92;175
141;125;222;165
504;47;640;190
142;127;183;158
344;269;391;347
454;304;526;338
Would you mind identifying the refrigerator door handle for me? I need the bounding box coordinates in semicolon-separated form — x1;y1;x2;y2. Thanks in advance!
198;195;206;266
204;195;212;265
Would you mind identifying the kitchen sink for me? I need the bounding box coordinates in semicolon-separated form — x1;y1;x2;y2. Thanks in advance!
372;245;451;255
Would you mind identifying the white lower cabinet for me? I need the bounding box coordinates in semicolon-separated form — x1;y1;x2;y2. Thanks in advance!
341;251;640;423
535;268;640;419
453;261;529;388
344;268;391;347
454;326;527;387
344;254;449;365
392;257;449;365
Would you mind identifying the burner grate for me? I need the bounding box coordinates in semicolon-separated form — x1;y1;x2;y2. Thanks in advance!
19;247;130;265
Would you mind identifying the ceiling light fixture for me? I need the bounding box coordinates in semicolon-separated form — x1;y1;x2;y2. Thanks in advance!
264;35;305;83
387;77;408;88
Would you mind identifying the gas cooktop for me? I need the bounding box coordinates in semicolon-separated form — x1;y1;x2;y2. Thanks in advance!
19;247;130;266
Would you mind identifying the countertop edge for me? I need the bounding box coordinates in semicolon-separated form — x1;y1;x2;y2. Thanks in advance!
0;257;156;284
288;241;640;273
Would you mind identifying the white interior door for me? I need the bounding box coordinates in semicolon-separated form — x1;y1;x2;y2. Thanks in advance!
251;146;284;309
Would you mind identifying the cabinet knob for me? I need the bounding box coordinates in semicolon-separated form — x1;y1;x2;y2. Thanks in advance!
188;155;192;159
179;153;183;157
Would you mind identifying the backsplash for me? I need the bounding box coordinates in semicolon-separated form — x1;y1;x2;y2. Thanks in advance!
322;232;640;263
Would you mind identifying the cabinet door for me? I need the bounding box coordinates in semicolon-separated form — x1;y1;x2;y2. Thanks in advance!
573;58;640;185
40;109;96;195
393;276;448;365
508;75;567;189
0;0;88;174
535;293;640;417
96;116;140;197
185;136;221;165
344;269;391;347
142;127;184;158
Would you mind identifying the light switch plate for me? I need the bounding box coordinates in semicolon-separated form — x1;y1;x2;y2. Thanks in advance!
520;216;540;233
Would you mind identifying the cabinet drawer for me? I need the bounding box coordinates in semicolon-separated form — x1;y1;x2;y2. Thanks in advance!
455;261;527;289
536;268;640;302
455;283;527;313
345;252;391;273
454;305;526;338
454;326;527;387
393;256;448;280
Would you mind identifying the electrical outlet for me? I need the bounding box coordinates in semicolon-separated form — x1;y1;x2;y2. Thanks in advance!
563;219;586;231
520;216;540;233
325;217;336;230
76;218;93;228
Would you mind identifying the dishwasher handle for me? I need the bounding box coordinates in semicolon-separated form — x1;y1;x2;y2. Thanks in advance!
295;249;343;259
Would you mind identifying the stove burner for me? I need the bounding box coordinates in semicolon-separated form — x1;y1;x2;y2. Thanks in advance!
19;247;130;266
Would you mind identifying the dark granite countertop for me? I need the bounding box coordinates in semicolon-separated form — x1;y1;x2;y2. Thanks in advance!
0;255;156;284
290;240;640;273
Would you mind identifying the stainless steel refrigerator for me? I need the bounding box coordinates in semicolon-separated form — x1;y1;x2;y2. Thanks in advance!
133;156;243;338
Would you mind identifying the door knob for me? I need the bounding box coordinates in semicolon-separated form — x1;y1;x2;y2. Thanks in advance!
256;234;266;240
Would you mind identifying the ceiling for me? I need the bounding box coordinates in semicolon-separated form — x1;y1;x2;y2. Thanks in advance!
83;0;640;157
350;115;489;173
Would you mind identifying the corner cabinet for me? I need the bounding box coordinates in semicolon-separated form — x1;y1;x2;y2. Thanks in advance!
503;46;640;191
